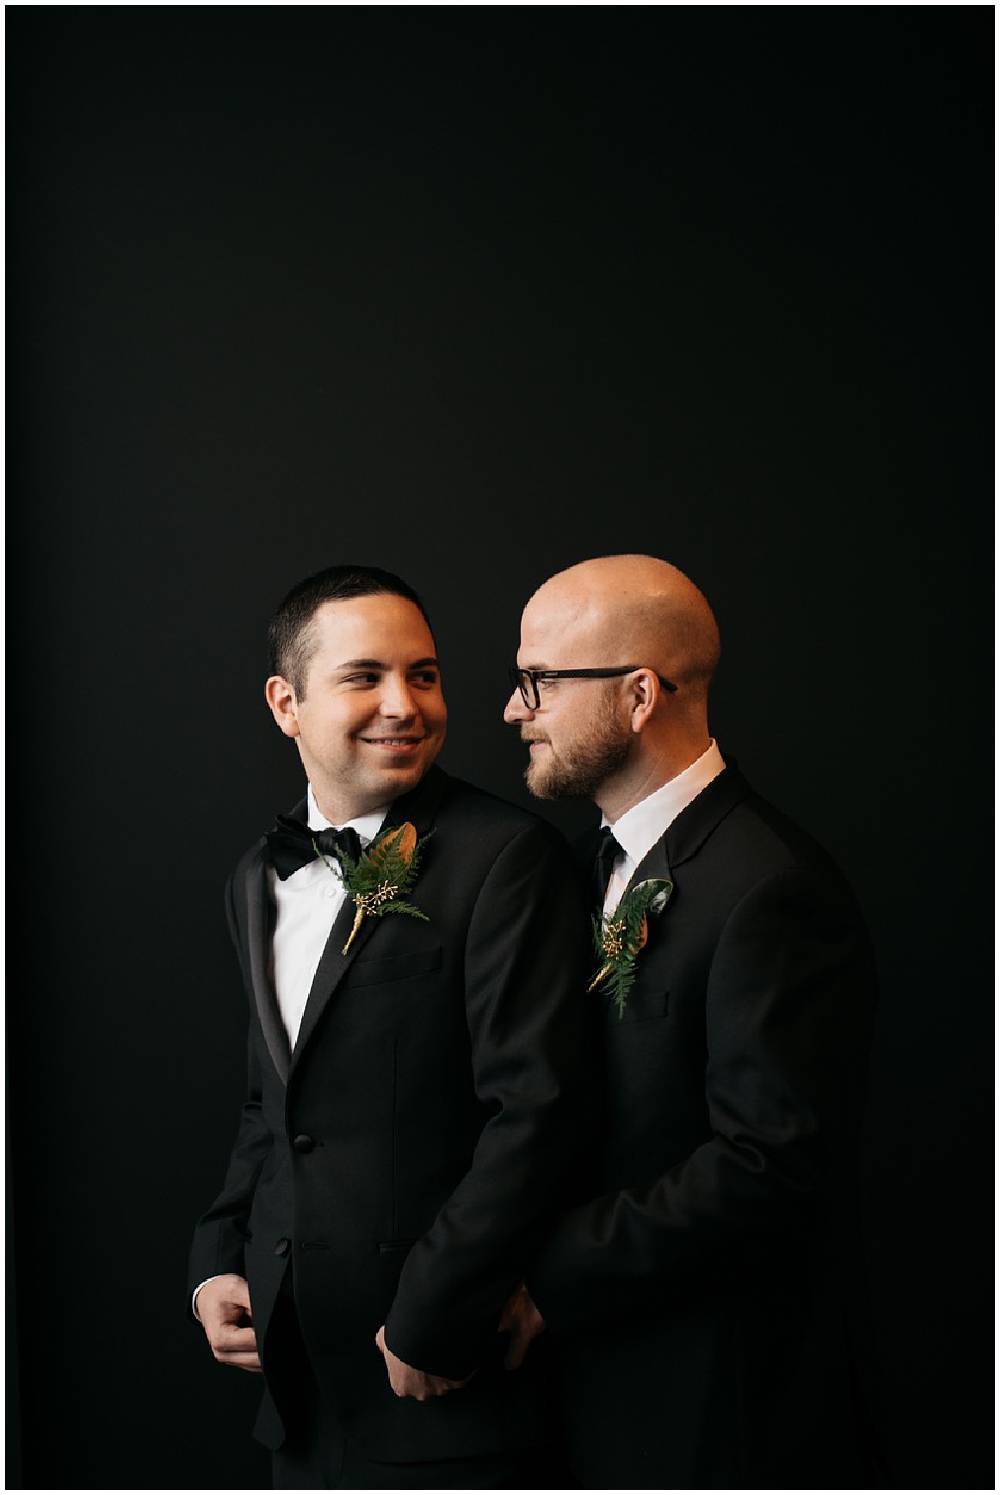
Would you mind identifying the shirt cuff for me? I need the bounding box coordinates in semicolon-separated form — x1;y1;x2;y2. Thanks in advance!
191;1276;222;1320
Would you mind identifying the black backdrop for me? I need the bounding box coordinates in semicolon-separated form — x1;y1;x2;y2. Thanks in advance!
8;8;991;1491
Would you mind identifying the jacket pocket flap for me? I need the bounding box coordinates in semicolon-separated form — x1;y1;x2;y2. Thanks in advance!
348;947;444;987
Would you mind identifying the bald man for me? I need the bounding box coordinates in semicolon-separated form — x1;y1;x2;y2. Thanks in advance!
500;555;885;1489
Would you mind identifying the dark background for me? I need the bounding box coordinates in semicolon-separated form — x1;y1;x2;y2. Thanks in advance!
7;7;990;1490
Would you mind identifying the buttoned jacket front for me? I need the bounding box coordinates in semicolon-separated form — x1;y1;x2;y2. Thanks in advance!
528;762;882;1488
189;765;596;1464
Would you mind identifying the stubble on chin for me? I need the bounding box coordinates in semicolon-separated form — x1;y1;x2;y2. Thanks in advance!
524;725;630;802
524;755;559;799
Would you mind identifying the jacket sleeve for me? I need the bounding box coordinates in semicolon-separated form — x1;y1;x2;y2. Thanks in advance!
526;867;876;1334
383;823;598;1377
186;876;274;1309
186;1030;273;1307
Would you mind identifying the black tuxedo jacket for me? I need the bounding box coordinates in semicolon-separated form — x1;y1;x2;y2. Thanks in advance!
528;763;882;1489
189;766;596;1464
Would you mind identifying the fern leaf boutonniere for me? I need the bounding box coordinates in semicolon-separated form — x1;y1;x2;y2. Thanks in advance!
314;821;433;954
588;878;673;1017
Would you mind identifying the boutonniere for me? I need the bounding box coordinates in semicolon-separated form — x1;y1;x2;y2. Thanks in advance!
588;878;673;1018
314;822;433;955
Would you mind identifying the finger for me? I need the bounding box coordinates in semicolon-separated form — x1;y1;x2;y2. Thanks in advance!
215;1353;263;1373
409;1382;441;1401
426;1376;466;1396
392;1373;433;1401
498;1282;526;1334
211;1335;261;1363
212;1328;259;1357
203;1302;254;1336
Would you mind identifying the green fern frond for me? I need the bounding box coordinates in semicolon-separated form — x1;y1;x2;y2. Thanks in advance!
377;899;429;921
588;877;673;1017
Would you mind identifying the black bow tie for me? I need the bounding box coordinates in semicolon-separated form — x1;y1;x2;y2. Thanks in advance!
265;815;365;881
592;825;623;911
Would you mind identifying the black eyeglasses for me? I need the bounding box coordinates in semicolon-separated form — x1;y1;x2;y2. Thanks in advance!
508;666;678;711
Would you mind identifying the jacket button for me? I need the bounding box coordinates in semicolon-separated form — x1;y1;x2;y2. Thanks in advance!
274;1237;290;1257
292;1133;315;1153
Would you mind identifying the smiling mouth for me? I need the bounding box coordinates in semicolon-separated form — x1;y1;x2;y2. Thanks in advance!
359;735;425;748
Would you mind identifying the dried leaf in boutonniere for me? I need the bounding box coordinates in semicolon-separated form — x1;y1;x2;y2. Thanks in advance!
588;878;673;1018
313;821;433;954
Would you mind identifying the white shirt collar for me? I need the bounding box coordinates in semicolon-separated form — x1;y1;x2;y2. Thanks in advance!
306;783;388;844
604;740;726;870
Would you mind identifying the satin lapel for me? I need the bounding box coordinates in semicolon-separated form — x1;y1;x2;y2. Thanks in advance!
288;766;450;1077
244;846;291;1085
290;889;379;1068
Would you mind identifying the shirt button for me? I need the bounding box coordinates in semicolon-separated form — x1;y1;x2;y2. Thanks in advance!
325;886;336;898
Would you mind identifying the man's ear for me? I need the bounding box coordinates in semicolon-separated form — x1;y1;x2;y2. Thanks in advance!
265;676;301;738
628;669;660;734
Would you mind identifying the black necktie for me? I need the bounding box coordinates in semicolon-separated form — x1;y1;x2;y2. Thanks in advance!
592;825;623;913
265;815;364;881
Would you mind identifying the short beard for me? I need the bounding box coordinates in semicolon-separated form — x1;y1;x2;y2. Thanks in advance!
525;695;631;801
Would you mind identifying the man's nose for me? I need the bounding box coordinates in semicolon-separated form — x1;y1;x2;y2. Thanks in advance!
380;676;419;717
503;689;532;724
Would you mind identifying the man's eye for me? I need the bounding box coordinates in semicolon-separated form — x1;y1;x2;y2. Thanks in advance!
537;677;556;691
411;671;439;686
345;673;380;685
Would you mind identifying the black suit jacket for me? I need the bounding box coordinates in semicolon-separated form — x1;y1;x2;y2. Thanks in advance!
527;763;882;1489
189;765;596;1464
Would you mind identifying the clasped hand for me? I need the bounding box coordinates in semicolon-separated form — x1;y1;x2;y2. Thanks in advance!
373;1282;547;1400
197;1274;545;1396
374;1325;472;1400
195;1273;262;1372
497;1280;546;1369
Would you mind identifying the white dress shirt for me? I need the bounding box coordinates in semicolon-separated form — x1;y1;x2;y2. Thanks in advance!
601;741;726;915
270;785;388;1047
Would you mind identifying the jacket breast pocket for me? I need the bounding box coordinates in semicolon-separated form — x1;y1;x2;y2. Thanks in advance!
348;947;444;988
607;983;670;1025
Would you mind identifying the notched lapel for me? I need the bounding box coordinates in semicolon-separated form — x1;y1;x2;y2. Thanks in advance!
245;849;291;1085
626;834;673;895
619;764;748;902
290;891;379;1068
664;763;747;869
288;768;448;1074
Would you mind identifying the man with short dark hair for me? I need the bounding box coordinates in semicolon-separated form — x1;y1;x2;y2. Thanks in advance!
501;553;884;1489
190;564;594;1489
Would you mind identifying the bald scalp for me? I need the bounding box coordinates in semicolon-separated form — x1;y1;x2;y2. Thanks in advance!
528;555;720;695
